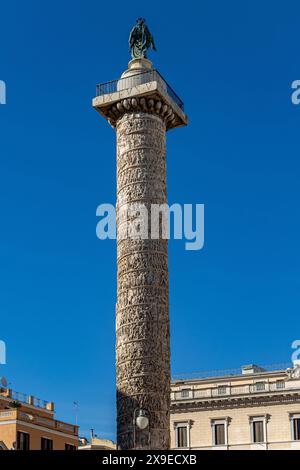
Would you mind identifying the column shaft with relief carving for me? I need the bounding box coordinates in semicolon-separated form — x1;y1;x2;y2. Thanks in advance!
116;109;170;450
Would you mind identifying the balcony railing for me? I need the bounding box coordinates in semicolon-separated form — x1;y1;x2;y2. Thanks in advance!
0;388;52;411
11;390;49;409
95;69;184;111
0;409;78;435
171;380;300;402
172;363;291;381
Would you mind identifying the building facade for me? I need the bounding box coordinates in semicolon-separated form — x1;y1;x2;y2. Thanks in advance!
78;436;116;450
0;387;78;450
171;363;300;450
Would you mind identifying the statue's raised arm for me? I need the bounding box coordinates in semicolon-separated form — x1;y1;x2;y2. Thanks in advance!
129;18;157;59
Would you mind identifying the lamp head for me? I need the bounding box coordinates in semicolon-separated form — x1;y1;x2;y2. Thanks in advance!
136;409;149;430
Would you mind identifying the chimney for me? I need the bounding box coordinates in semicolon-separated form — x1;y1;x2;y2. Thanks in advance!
242;364;266;375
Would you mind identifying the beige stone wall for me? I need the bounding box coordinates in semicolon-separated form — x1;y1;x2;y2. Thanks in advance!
171;402;300;450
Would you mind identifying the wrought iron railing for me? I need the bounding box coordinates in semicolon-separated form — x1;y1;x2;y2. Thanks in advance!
33;397;49;409
11;390;28;403
11;390;48;409
172;363;292;381
95;69;184;111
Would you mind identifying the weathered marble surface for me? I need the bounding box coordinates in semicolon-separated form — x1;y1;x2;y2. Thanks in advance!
116;112;170;449
93;88;188;130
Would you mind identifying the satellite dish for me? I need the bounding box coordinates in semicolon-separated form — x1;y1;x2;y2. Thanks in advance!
0;377;8;387
25;414;34;421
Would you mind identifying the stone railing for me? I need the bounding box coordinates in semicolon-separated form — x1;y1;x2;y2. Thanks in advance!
171;380;300;402
55;420;77;434
0;409;78;435
0;410;16;420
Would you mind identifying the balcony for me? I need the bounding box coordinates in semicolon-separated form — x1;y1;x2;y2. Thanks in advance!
0;387;53;411
0;409;78;436
93;69;188;131
171;380;300;402
96;69;184;111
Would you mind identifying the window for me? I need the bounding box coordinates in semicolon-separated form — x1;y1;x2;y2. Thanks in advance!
250;415;269;445
211;419;229;446
41;437;53;450
276;380;285;390
181;389;191;398
65;443;76;450
177;426;188;448
252;420;264;443
214;423;225;445
217;386;227;396
17;431;30;450
174;421;190;448
292;417;300;441
255;382;265;392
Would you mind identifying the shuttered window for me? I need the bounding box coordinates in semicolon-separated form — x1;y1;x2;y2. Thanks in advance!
177;426;188;448
214;423;225;445
41;438;53;450
181;389;190;398
17;431;30;450
293;418;300;441
252;420;264;443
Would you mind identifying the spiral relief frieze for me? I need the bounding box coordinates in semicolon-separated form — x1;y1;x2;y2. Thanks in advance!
116;111;170;449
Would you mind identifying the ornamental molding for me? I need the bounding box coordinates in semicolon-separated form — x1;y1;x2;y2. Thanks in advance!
286;365;300;380
171;392;300;413
106;98;178;130
93;76;188;131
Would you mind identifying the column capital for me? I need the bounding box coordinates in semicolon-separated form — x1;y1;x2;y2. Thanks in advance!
93;67;188;131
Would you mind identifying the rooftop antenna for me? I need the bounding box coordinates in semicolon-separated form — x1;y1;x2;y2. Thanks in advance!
73;401;79;427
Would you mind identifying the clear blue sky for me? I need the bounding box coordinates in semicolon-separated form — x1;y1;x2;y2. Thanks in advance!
0;0;299;440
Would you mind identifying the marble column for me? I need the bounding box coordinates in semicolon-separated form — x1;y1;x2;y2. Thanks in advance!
93;58;187;450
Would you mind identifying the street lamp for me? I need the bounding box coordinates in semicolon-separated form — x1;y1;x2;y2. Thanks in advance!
136;409;149;430
133;408;150;449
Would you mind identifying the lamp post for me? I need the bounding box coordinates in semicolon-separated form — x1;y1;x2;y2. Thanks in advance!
133;409;150;449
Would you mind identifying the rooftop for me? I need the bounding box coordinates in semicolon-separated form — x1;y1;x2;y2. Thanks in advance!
171;363;300;407
172;363;292;383
0;387;53;412
0;387;78;436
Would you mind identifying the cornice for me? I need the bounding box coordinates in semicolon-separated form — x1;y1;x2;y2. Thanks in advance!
171;392;300;412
